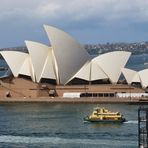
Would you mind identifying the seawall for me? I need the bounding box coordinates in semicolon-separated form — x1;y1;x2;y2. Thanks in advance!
0;97;148;104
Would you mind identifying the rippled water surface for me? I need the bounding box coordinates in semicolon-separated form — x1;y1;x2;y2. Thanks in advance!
0;103;146;148
0;54;148;147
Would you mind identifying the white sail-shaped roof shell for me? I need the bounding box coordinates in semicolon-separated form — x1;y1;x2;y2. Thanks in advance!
0;26;132;86
131;73;141;83
138;69;148;88
74;51;131;83
131;69;148;88
25;41;56;83
44;25;90;84
41;51;56;80
0;51;35;81
93;51;131;83
121;68;137;84
90;59;108;81
19;56;35;81
74;61;91;81
73;59;108;82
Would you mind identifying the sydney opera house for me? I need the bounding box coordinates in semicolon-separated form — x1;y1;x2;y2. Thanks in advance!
0;25;147;99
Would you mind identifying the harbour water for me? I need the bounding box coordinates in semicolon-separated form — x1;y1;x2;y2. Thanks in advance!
126;53;148;70
0;103;144;148
0;54;148;147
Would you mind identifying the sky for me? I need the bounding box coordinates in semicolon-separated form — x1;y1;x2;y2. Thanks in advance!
0;0;148;48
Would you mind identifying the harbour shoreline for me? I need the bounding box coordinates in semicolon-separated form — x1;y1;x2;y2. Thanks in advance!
0;97;148;104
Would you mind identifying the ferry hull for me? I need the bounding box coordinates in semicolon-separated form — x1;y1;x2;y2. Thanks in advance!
84;116;126;123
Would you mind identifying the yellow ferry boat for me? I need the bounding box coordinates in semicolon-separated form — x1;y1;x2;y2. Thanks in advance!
84;107;126;123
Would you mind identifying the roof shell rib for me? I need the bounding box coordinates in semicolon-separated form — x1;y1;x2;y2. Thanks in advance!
0;51;35;81
44;25;90;85
25;41;56;83
121;68;137;84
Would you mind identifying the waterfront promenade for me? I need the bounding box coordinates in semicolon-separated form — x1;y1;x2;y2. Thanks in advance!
0;96;147;104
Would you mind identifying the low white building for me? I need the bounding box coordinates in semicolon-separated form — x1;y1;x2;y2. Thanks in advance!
116;93;148;98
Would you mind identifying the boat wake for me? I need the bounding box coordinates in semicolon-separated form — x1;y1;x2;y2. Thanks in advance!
124;120;138;124
0;135;136;146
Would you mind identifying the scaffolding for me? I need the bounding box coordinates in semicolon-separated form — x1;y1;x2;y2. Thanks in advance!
138;107;148;148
